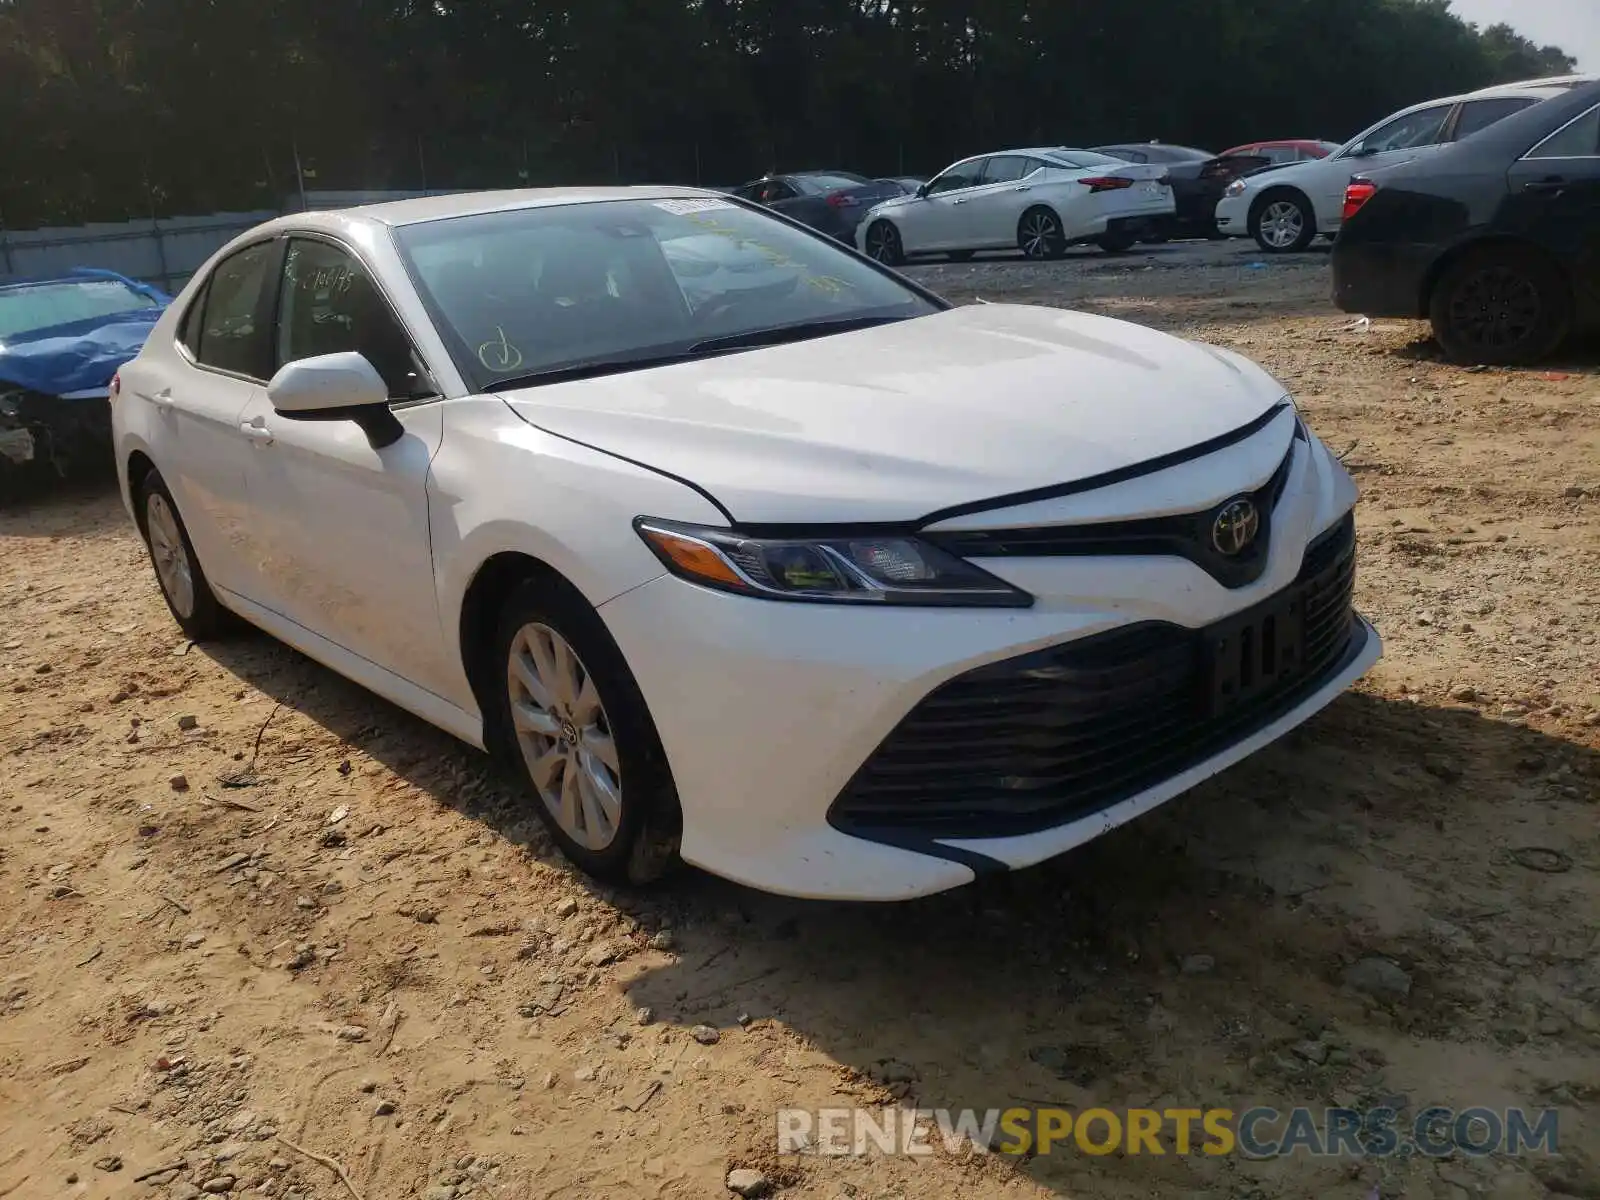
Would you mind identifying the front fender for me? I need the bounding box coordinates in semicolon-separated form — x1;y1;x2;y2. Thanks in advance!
427;396;726;712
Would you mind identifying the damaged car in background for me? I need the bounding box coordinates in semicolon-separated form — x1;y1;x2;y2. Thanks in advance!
0;269;170;500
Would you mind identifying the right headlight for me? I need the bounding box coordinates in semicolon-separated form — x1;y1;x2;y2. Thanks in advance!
634;518;1033;608
1224;179;1248;198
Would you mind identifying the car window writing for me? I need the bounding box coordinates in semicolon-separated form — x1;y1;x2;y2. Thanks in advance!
195;241;277;377
1528;104;1600;158
277;239;431;400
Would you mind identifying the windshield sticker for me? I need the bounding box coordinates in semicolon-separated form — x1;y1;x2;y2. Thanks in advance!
478;325;524;372
654;198;736;215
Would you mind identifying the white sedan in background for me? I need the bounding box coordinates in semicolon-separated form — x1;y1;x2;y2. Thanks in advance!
112;187;1378;901
1216;75;1592;252
858;147;1175;262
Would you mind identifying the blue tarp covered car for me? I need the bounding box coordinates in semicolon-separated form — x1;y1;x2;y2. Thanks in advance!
0;269;170;499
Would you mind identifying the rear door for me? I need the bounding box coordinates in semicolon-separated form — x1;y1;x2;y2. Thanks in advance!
1505;102;1600;309
150;238;282;596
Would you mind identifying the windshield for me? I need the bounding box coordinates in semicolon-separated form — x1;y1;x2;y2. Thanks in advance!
395;197;940;392
0;278;161;340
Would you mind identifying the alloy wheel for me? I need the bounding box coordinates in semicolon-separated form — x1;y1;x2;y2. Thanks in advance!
866;222;901;264
145;492;195;619
1020;211;1060;259
1446;266;1542;357
506;621;622;851
1257;200;1305;250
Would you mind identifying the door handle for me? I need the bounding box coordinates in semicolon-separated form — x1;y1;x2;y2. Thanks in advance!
951;197;967;204
1523;177;1567;194
239;418;274;445
1012;185;1032;192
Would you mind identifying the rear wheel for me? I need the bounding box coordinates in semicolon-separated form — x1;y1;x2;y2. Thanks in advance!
487;576;680;886
864;220;905;266
1097;231;1137;254
1429;246;1570;366
1017;207;1066;260
1250;191;1316;253
137;469;229;641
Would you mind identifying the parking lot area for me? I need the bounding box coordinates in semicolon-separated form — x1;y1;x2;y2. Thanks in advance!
2;239;1597;1200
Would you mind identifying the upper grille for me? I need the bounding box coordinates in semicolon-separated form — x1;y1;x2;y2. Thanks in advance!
829;512;1358;840
924;439;1299;590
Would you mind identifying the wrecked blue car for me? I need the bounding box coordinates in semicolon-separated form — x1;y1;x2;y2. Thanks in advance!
0;269;169;500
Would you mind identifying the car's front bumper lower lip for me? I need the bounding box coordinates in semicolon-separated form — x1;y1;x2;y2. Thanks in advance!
598;567;1381;901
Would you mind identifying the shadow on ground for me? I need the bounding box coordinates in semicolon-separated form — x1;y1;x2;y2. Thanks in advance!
191;614;1600;1196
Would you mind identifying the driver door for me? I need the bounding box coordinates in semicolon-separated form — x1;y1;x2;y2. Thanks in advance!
233;235;454;697
898;160;987;252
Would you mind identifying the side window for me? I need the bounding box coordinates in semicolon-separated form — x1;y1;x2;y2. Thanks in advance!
758;180;797;204
1451;97;1535;141
926;162;984;194
1528;105;1600;158
980;155;1030;184
276;238;432;401
731;182;763;201
195;241;278;378
178;284;208;359
1353;105;1453;155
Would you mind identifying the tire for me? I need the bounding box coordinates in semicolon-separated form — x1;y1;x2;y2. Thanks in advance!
1249;190;1316;253
1142;233;1171;245
1097;231;1137;254
1017;207;1066;260
1429;246;1571;366
136;469;229;641
487;575;680;886
946;250;975;263
864;220;905;266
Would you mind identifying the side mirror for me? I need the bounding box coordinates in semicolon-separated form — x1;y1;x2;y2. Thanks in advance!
267;351;403;449
1348;144;1376;159
916;183;930;199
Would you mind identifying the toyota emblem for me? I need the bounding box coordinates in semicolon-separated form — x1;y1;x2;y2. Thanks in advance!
1211;498;1261;556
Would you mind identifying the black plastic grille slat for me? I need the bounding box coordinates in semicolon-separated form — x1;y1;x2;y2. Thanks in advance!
830;514;1359;839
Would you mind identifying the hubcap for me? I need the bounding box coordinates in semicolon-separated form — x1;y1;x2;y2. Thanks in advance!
1021;214;1057;257
868;224;896;261
146;493;195;619
506;622;622;852
1259;201;1304;249
1448;266;1542;354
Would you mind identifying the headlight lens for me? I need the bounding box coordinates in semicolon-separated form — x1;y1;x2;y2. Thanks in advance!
635;518;1033;607
1224;179;1247;197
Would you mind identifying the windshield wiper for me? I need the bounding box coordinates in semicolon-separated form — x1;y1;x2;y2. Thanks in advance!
483;351;712;391
688;314;909;355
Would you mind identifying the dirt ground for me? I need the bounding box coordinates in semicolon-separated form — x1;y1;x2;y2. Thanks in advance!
2;240;1597;1200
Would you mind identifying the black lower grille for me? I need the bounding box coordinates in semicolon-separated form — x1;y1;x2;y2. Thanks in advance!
829;512;1359;839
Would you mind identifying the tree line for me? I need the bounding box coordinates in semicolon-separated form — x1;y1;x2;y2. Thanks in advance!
0;0;1576;230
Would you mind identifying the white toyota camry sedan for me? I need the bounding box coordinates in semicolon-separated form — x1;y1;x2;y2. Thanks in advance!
112;187;1380;901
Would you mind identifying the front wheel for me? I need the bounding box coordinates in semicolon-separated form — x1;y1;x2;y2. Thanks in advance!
864;220;905;266
1250;193;1316;253
489;577;680;886
137;469;229;641
1429;247;1570;366
1017;207;1066;260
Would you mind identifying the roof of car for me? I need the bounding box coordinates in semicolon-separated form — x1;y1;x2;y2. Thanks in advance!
315;186;724;227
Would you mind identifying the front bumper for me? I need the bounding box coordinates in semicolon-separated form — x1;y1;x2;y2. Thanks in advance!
1214;192;1250;237
599;425;1379;901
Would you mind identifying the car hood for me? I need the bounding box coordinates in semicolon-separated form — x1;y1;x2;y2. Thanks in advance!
0;308;166;398
499;304;1289;525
